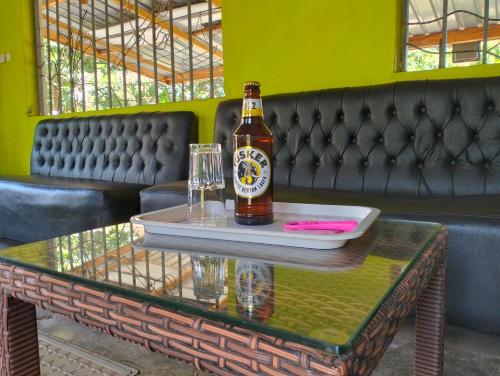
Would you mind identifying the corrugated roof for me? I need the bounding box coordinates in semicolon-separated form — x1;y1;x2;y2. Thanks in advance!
409;0;500;36
39;0;222;83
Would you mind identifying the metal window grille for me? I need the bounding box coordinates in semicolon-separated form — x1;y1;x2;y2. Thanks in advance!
401;0;500;72
35;0;224;115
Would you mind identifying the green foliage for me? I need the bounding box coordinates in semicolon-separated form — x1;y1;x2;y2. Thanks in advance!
406;42;500;72
41;39;224;115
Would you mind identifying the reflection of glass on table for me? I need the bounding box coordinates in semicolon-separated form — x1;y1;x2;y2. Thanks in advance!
190;255;225;302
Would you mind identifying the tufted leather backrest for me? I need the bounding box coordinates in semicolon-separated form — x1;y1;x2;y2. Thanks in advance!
31;112;196;185
215;77;500;197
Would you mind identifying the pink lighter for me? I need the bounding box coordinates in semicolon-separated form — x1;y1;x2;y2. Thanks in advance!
283;220;358;233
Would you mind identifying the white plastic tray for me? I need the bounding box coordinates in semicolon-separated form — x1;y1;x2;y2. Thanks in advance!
131;201;380;250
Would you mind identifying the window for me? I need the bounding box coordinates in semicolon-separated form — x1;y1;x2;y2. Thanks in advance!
401;0;500;72
35;0;223;115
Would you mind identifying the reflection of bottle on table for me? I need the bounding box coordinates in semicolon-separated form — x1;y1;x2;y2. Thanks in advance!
236;261;274;323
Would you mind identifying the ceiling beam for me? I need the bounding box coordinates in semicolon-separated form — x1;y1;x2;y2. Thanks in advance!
409;24;500;48
42;19;223;84
42;14;172;76
42;28;162;84
113;0;223;59
192;22;222;36
40;0;59;10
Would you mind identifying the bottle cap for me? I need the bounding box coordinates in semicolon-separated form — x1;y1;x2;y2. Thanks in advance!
244;81;261;88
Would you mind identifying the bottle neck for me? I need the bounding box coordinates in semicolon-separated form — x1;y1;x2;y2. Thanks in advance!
241;97;263;119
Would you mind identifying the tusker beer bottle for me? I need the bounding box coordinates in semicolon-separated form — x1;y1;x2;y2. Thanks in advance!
233;82;273;225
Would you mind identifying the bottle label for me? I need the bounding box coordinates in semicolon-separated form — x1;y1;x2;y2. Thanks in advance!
236;261;273;310
233;146;271;198
242;98;263;117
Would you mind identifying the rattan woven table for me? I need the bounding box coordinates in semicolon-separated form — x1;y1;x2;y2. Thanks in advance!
0;219;446;376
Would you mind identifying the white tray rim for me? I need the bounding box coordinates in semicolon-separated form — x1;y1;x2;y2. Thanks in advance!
132;201;381;249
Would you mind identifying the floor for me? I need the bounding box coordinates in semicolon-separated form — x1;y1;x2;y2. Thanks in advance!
37;309;500;376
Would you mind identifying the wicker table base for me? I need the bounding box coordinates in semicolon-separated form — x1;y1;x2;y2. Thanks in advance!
0;231;447;376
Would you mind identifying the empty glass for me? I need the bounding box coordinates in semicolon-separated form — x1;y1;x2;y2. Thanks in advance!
188;143;226;224
190;255;226;301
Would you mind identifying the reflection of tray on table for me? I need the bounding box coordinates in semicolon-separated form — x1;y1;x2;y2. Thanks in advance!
132;229;377;272
131;201;380;250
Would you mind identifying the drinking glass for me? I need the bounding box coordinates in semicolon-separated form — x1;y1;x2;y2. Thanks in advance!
188;143;226;224
190;256;226;301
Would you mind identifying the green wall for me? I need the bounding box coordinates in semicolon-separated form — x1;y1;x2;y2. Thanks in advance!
2;0;500;175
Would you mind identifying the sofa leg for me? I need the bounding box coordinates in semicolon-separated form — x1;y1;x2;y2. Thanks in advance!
0;294;40;376
414;260;446;376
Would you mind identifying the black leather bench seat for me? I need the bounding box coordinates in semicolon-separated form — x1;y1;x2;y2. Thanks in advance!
0;176;147;242
0;111;195;243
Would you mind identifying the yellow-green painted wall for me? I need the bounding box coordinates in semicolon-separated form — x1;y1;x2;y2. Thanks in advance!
2;0;500;175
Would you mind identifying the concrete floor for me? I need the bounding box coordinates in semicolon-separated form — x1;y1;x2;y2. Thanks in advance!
36;309;500;376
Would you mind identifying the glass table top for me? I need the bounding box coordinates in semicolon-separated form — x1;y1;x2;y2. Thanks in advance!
0;219;443;354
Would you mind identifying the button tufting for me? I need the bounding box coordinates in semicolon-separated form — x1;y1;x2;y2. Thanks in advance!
315;159;321;167
337;158;343;165
378;136;384;143
282;136;288;142
417;161;424;169
390;158;397;165
362;159;369;167
315;112;321;121
290;158;296;165
271;114;278;122
436;131;443;138
364;109;371;119
351;136;357;144
305;137;311;143
272;156;277;162
450;159;457;166
409;134;415;141
473;131;480;140
338;112;344;121
420;106;426;114
484;161;491;169
392;108;397;116
488;103;494;111
455;105;461;113
293;114;299;122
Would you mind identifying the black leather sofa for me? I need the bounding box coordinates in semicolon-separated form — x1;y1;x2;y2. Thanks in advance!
0;111;195;244
140;77;500;337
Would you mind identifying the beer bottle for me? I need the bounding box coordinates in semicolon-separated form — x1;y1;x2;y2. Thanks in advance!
235;261;275;324
233;82;273;225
